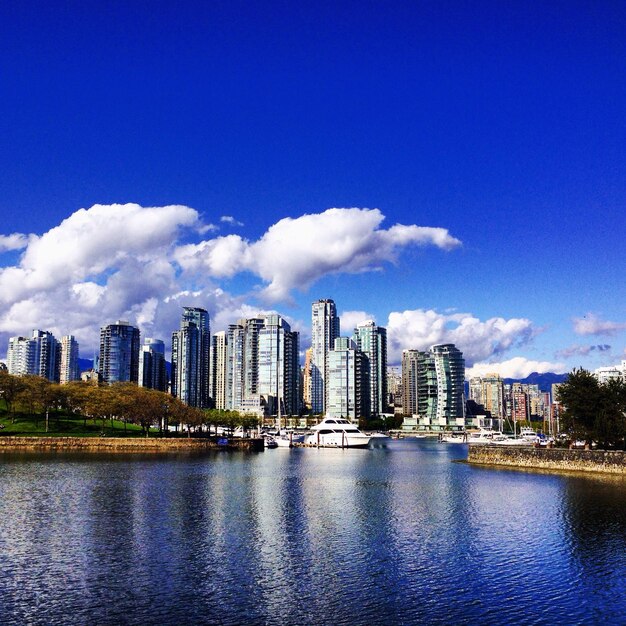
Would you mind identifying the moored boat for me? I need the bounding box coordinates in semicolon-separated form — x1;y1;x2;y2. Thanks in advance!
305;417;372;448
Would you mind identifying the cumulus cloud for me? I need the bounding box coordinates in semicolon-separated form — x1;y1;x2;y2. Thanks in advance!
340;310;376;333
466;357;567;379
573;313;626;337
220;215;244;227
0;233;30;252
1;204;460;357
386;308;537;365
555;344;612;359
175;208;461;302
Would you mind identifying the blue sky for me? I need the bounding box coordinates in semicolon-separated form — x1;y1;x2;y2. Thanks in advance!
0;1;625;377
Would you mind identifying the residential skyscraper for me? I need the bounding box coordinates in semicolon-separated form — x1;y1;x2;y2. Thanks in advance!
60;335;80;384
302;347;313;412
138;338;167;392
327;337;367;421
402;343;465;431
241;317;264;400
99;320;140;384
258;314;300;416
171;307;210;407
353;320;388;417
401;349;421;416
226;323;245;410
311;299;340;414
7;330;61;382
210;331;228;410
431;343;465;427
469;374;505;420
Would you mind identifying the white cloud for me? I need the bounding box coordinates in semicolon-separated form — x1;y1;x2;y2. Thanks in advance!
340;310;376;333
220;215;244;227
386;308;537;365
174;208;461;302
573;313;626;337
466;357;567;379
0;233;30;252
0;204;461;358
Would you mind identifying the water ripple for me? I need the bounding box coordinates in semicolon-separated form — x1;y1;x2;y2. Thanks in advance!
2;443;626;625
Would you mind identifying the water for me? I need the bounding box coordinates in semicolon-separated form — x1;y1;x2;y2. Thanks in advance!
2;439;626;625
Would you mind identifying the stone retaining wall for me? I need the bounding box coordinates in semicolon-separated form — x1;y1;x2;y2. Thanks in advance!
0;436;264;453
468;445;626;474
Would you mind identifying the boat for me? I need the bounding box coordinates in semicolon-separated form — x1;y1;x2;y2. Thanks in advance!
519;427;540;443
368;432;393;448
264;435;278;449
489;427;543;446
439;432;467;443
274;430;306;448
467;429;495;445
304;417;372;448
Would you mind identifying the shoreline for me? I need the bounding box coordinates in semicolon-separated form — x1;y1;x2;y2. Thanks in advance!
467;445;626;475
0;436;264;453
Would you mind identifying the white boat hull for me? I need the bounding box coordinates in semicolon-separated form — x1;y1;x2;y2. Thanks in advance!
274;433;306;448
304;433;371;448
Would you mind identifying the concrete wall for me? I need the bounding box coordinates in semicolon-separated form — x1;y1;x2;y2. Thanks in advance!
468;446;626;474
0;436;264;453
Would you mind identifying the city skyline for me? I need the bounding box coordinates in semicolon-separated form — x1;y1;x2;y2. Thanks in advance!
1;3;625;378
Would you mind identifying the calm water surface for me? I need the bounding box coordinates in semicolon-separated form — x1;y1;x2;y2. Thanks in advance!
2;439;626;625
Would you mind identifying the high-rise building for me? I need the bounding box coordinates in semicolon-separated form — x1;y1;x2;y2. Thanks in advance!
431;344;465;427
171;307;210;407
138;338;167;392
226;323;245;410
7;336;33;377
387;366;402;410
469;374;505;420
60;335;80;384
311;299;340;414
506;382;530;423
241;317;264;400
401;349;421;416
258;314;300;416
99;320;140;384
353;321;388;417
302;347;313;412
326;337;367;421
210;331;228;410
7;330;61;382
402;344;465;431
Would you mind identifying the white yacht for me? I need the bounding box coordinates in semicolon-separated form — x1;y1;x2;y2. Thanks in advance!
305;417;372;448
489;427;540;446
439;432;467;443
467;429;494;444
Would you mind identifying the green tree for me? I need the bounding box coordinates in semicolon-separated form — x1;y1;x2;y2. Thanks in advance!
0;370;26;423
557;368;626;448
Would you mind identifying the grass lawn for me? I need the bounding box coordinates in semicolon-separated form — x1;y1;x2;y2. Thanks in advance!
0;405;159;437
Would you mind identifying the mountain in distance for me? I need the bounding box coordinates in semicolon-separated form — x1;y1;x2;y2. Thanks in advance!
503;372;568;392
78;357;94;372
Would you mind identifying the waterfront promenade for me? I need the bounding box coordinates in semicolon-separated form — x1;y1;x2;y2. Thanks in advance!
468;444;626;474
0;435;264;453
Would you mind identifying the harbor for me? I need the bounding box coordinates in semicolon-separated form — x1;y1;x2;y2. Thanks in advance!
3;437;626;626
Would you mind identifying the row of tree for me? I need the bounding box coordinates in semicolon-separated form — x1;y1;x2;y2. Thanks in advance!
0;370;260;436
557;369;626;449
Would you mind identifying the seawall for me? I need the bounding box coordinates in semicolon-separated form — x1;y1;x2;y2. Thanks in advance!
0;436;264;453
468;445;626;475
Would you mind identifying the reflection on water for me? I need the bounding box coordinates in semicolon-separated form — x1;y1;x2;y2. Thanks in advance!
1;442;626;625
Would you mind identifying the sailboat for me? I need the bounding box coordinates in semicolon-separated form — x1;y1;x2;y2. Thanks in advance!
273;398;306;447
